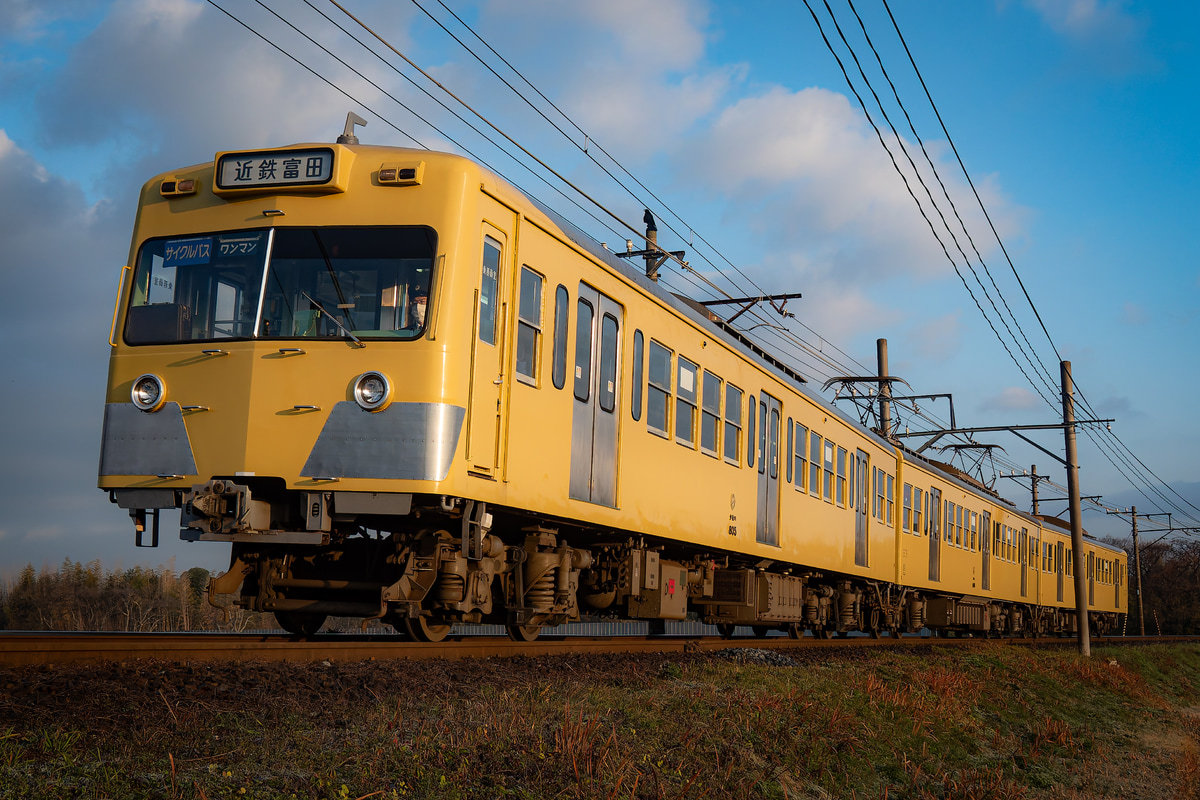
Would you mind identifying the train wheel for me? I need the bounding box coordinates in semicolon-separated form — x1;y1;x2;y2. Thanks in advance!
405;615;451;643
868;627;882;640
274;611;327;637
787;624;803;640
817;628;835;640
752;626;770;639
716;623;736;639
507;624;541;642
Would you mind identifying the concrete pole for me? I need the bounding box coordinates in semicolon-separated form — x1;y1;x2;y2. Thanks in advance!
1062;361;1090;657
877;339;891;437
1031;464;1039;516
644;211;658;282
1132;506;1145;636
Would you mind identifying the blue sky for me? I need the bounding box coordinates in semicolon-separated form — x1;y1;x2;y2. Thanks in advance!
1;0;1197;579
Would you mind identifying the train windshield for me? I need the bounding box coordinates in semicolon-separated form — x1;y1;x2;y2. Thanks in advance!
123;226;437;345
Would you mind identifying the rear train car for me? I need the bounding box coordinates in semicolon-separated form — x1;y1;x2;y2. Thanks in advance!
98;131;1125;639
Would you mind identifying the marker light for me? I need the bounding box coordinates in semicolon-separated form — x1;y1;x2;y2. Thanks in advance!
131;373;166;412
160;178;198;197
353;371;391;411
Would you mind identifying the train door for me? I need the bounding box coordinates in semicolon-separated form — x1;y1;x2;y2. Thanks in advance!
1088;551;1095;606
569;284;623;507
467;231;507;476
1057;542;1064;602
755;393;781;546
854;450;869;566
928;488;941;581
981;512;991;591
1020;528;1028;597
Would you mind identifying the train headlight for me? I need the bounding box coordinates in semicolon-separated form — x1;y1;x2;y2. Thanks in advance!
353;371;391;411
131;373;166;412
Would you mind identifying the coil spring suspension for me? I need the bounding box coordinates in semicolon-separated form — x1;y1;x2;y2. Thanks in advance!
526;573;555;611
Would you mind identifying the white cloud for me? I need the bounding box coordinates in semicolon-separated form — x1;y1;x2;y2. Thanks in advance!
1022;0;1137;40
0;0;103;39
1121;302;1147;326
1016;0;1151;73
474;0;736;159
907;311;965;363
673;85;1021;292
34;0;407;179
980;386;1041;412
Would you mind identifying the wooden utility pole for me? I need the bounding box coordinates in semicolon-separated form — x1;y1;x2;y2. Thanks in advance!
1062;361;1090;657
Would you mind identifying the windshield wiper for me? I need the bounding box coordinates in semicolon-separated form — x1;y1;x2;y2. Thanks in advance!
301;291;365;348
311;231;357;332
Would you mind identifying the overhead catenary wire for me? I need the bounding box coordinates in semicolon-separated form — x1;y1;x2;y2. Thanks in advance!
403;0;876;381
843;0;1062;400
208;0;1193;531
814;0;1200;532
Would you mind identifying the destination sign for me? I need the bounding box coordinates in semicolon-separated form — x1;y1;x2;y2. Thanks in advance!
215;148;334;190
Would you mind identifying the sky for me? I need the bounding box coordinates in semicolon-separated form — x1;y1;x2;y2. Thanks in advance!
0;0;1197;579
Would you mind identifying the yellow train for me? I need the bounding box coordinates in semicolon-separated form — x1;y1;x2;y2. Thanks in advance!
98;126;1127;640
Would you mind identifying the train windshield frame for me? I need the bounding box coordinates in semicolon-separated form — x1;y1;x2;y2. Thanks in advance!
123;226;438;345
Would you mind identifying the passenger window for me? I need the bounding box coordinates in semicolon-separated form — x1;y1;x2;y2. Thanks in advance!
598;314;619;413
769;407;780;480
676;357;698;446
747;395;756;468
515;267;543;383
724;384;742;463
903;484;912;531
794;423;808;491
631;330;644;421
823;440;834;501
758;399;768;475
480;237;500;346
886;473;894;522
701;371;721;457
786;419;794;483
647;340;672;437
810;432;822;498
552;285;568;390
573;299;593;401
913;488;924;534
836;447;847;506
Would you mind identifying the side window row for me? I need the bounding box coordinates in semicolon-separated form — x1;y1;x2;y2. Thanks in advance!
635;334;744;465
941;501;981;551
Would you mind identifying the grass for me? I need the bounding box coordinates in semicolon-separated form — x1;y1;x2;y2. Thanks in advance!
1;643;1199;798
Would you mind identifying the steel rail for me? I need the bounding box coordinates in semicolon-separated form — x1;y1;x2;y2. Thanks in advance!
0;631;1185;668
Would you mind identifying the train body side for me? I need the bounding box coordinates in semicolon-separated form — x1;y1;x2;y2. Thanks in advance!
99;139;1125;638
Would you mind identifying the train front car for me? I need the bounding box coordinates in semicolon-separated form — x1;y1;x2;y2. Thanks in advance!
98;136;569;640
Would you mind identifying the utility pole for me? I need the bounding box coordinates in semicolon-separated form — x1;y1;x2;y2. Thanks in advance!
1131;506;1144;636
998;465;1053;516
1062;361;1090;657
1031;465;1040;515
877;339;892;438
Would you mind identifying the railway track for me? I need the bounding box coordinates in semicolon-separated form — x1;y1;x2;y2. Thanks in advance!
0;631;1179;667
